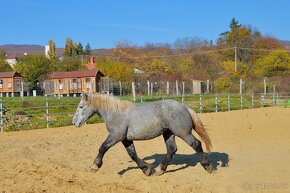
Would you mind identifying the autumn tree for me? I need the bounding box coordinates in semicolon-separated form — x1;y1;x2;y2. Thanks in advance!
57;57;83;72
72;42;78;56
174;37;210;51
96;57;133;82
254;50;290;77
0;49;13;72
218;18;261;63
48;39;56;58
15;55;51;88
251;36;284;62
64;38;74;57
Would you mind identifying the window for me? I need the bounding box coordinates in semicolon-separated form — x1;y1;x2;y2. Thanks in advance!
14;79;21;90
58;79;63;90
0;80;2;89
8;79;12;89
73;79;77;90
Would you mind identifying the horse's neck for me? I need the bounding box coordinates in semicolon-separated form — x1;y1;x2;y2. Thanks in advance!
97;109;123;122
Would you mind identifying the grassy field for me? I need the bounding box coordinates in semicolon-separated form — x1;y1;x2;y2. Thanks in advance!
0;93;288;131
0;97;102;131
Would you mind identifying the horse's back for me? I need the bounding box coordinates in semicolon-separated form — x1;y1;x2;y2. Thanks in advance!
126;100;193;140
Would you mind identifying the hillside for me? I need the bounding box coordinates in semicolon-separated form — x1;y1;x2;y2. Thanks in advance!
0;44;110;58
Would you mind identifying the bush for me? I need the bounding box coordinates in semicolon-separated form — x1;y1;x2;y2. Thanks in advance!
214;77;230;93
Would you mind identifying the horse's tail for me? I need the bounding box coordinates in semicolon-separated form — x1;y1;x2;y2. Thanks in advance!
187;107;212;152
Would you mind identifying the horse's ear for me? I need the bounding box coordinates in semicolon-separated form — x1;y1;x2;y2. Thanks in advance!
82;92;88;101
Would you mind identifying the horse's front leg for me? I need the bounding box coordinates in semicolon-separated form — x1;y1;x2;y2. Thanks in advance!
90;134;120;172
122;138;155;176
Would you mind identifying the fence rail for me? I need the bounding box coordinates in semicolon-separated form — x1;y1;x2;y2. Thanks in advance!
0;93;289;132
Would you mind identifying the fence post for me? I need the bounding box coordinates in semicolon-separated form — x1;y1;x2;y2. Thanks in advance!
261;93;265;107
276;93;279;106
206;79;210;93
199;94;203;113
176;80;179;96
132;82;136;102
240;94;243;109
272;92;275;106
119;81;122;96
263;77;267;95
150;82;153;97
182;95;184;105
147;81;150;96
227;94;230;111
21;80;24;99
0;99;3;132
46;98;49;128
239;79;243;95
215;95;218;112
182;82;185;96
166;81;169;95
251;93;254;108
140;96;143;103
192;80;194;95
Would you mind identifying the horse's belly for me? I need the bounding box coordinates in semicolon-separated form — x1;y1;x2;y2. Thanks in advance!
126;121;165;140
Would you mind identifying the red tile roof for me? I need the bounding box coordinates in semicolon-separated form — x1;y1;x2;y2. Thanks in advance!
52;70;101;79
0;72;22;78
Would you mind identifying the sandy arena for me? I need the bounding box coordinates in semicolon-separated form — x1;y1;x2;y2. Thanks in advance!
0;107;289;193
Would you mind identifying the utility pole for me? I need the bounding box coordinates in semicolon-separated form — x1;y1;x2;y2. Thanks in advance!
234;47;237;72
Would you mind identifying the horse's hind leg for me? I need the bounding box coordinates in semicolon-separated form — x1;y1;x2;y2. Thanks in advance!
155;130;177;176
182;133;213;173
122;138;155;176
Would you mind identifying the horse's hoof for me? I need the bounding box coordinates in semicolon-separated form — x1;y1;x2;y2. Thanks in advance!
143;164;155;176
204;164;213;173
153;168;165;176
89;164;100;173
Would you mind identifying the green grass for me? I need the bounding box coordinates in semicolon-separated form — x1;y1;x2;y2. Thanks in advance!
0;96;103;131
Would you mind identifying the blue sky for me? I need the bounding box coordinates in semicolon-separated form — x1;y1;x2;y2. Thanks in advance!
1;0;290;48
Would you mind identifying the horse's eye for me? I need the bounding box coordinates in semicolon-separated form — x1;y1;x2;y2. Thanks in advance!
79;105;83;109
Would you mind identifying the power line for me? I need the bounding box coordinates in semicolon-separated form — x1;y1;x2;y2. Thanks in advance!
90;47;290;59
95;47;234;59
55;47;290;60
237;47;290;52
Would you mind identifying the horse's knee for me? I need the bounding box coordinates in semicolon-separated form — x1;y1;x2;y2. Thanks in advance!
185;136;203;152
169;144;177;154
194;139;203;152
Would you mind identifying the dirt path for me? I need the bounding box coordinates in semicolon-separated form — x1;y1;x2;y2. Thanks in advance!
0;107;289;193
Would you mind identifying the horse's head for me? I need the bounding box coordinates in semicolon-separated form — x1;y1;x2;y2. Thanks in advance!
72;93;95;127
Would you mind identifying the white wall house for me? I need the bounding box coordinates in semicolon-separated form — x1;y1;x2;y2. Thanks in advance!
5;58;17;68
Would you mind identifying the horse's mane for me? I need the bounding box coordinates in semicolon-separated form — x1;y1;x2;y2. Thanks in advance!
88;93;133;112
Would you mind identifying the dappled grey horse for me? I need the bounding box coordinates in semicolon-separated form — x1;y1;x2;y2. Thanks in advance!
72;93;213;176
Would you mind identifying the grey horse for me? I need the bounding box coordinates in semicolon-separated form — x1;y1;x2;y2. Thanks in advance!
72;93;213;176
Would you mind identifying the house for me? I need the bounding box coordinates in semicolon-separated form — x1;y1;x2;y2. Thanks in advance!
51;57;104;96
0;72;24;97
5;53;27;68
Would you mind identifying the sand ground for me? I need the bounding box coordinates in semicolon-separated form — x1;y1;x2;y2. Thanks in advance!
0;107;289;193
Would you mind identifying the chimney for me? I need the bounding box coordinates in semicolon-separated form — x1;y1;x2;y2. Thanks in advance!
86;56;96;70
89;56;95;64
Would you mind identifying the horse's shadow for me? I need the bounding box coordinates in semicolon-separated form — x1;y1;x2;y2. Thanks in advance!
118;152;229;175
